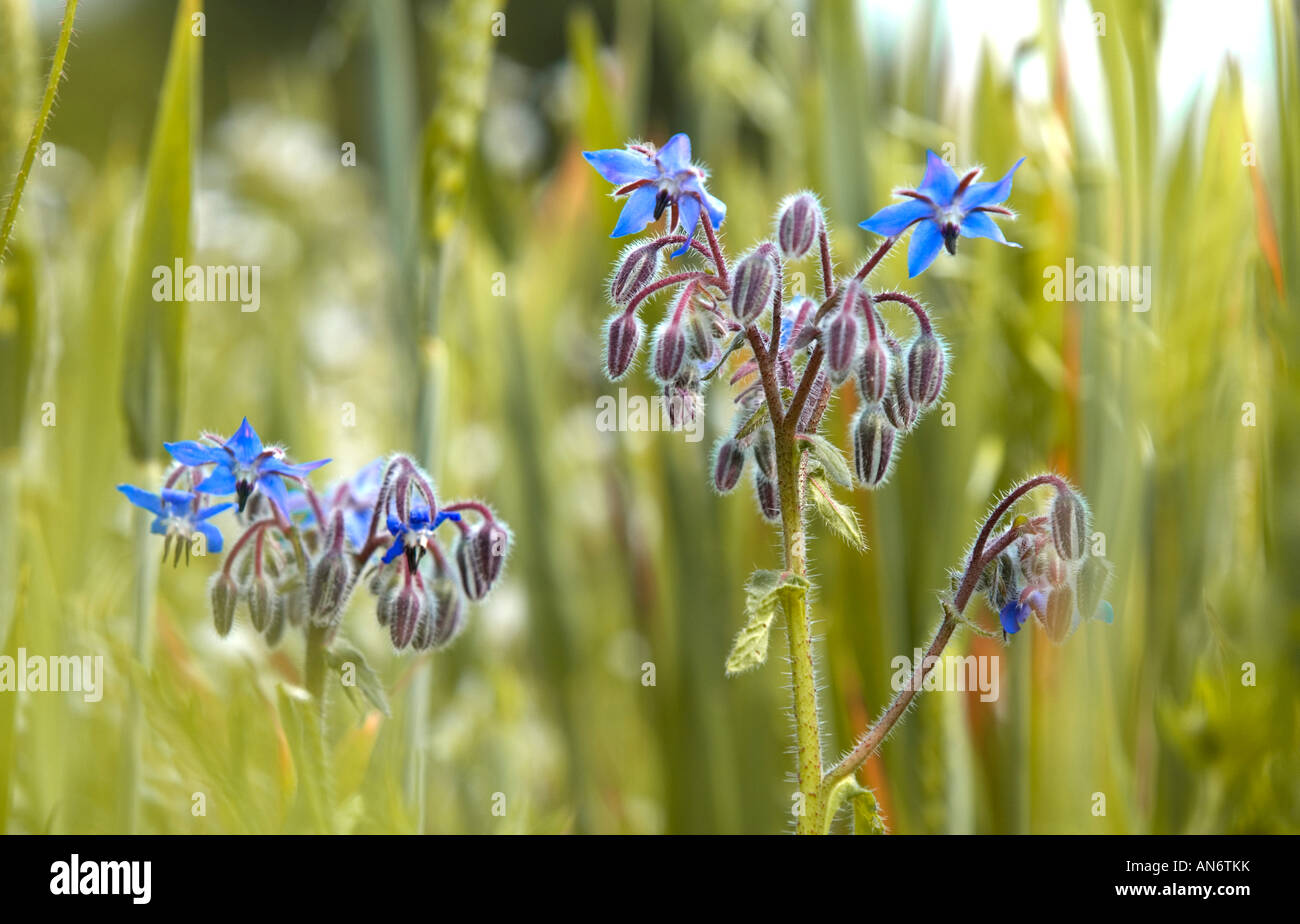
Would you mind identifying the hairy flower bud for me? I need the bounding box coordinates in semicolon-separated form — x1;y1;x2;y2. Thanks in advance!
686;305;719;362
278;576;307;628
881;340;917;431
471;520;509;588
652;317;688;383
429;578;467;649
309;550;353;628
776;192;821;260
1050;488;1090;562
856;334;890;403
264;600;287;647
729;250;776;326
248;575;273;634
1042;584;1077;644
456;534;489;601
754;471;780;522
906;330;946;407
209;572;238;637
610;242;662;305
712;437;746;493
603;310;642;381
852;407;897;487
389;583;422;650
824;310;859;385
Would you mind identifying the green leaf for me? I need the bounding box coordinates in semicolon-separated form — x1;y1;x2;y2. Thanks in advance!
807;475;866;551
327;643;391;718
732;401;770;442
823;777;887;834
119;0;201;462
801;434;853;489
276;685;332;833
725;569;809;677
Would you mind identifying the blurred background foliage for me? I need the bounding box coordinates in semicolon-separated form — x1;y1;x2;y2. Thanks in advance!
0;0;1297;833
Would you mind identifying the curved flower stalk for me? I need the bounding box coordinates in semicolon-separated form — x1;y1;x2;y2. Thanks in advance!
117;421;511;719
584;138;1112;833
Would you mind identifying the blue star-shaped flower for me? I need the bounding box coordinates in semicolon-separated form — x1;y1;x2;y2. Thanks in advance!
382;506;462;567
583;133;727;257
117;484;233;556
164;417;330;515
860;150;1024;277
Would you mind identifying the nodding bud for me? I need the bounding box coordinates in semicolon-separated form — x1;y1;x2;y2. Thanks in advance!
776;192;821;260
389;583;422;650
471;520;509;588
754;472;780;522
852;407;897;487
906;330;946;407
264;600;287;648
881;340;917;431
278;577;307;628
824;311;859;385
856;334;890;403
686;306;718;362
604;310;642;381
712;437;746;493
752;425;777;481
309;549;353;628
429;578;467;649
664;367;703;429
210;572;238;637
729;250;776;326
248;576;273;634
1050;488;1090;562
610;242;662;305
456;534;490;601
1042;584;1076;644
652;317;688;383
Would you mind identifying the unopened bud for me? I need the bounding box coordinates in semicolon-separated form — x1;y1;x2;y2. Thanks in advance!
471;520;510;588
389;584;422;650
247;576;273;634
1042;584;1077;644
824;311;859;385
686;306;719;362
652;317;688;383
729;250;776;326
456;534;489;601
430;579;467;649
308;550;353;628
776;192;821;260
852;407;897;487
881;340;917;431
752;425;777;481
603;310;642;381
610;242;662;305
1050;488;1090;562
712;438;746;493
210;572;238;637
906;330;946;407
754;472;780;522
856;334;890;403
264;600;288;647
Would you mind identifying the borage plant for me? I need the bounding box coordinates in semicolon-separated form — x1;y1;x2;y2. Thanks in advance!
584;139;1114;833
117;417;511;719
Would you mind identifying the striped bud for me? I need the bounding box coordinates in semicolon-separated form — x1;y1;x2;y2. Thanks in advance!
472;520;509;588
729;250;776;326
712;437;746;493
754;472;780;522
603;310;642;381
686;306;718;361
856;333;890;403
209;572;238;637
824;311;859;385
610;242;662;305
752;425;777;481
906;330;946;407
277;577;307;628
776;192;821;260
264;600;288;647
1050;489;1089;562
652;317;687;383
881;340;917;431
247;576;273;634
430;579;467;649
389;584;422;650
1042;584;1077;644
308;549;352;628
456;534;490;601
852;407;897;487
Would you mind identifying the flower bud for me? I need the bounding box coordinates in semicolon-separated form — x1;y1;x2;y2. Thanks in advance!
247;575;273;634
881;341;917;431
610;242;661;305
852;407;897;487
729;250;776;326
603;310;642;381
906;330;946;407
309;550;353;628
712;437;746;493
389;583;422;650
856;334;890;403
278;576;307;628
824;311;859;385
209;572;238;637
686;306;719;362
664;367;703;429
264;600;288;648
754;472;780;522
429;579;467;649
1050;488;1090;562
456;534;489;601
776;192;821;260
471;520;509;588
1042;584;1077;644
652;317;687;383
752;425;777;481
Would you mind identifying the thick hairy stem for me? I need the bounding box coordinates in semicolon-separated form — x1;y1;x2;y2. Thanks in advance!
304;624;329;721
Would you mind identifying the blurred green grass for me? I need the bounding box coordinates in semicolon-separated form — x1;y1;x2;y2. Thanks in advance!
0;0;1296;834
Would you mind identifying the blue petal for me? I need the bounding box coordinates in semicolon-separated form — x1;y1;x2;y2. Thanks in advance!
344;511;371;551
656;133;692;173
117;484;164;515
917;150;959;204
196;465;236;495
381;540;405;564
582;148;657;186
999;600;1029;635
959;210;1018;246
195;520;225;554
960;157;1024;211
260;456;331;479
160;488;194;507
672;195;702;257
225;417;263;464
701;187;726;229
149;518;168;536
196;502;234;521
610;184;659;238
257;473;291;516
164;440;225;466
859;198;931;237
432;510;462;529
907;220;945;278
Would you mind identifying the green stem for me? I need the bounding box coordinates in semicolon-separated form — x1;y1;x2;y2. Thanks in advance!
304;624;328;721
0;0;76;262
122;457;160;834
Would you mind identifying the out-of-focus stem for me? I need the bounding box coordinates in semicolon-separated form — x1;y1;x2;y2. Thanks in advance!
122;458;160;834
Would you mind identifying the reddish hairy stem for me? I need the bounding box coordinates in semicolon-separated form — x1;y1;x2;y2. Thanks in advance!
874;291;933;335
627;271;720;313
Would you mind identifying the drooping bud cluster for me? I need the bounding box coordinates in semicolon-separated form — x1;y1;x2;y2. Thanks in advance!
775;192;823;261
603;309;643;381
